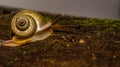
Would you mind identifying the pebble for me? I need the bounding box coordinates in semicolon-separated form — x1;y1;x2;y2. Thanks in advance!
79;39;85;44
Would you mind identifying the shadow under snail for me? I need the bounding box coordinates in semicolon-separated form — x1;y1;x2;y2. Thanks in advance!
2;10;75;47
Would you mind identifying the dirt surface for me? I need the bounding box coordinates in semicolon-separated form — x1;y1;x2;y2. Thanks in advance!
0;7;120;67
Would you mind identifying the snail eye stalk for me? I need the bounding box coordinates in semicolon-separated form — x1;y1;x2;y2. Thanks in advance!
50;15;61;24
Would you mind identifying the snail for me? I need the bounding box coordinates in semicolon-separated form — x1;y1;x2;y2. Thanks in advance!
2;10;77;47
2;10;59;46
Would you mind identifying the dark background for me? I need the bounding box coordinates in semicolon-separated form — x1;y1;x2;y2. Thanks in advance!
0;0;120;19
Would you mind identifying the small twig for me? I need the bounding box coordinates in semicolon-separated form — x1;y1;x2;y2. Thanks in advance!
51;25;81;29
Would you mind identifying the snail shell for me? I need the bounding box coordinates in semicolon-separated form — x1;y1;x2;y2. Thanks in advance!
11;10;51;38
3;10;53;46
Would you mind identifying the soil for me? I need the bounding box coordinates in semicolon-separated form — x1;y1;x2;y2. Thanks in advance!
0;7;120;67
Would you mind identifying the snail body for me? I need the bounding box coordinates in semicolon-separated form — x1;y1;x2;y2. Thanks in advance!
3;10;54;46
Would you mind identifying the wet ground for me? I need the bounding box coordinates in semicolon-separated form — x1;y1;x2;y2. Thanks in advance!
0;7;120;67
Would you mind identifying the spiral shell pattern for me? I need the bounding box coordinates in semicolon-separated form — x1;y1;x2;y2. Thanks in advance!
11;10;45;38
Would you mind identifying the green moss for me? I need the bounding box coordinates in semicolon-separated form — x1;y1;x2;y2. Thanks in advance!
70;17;120;27
44;15;120;29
